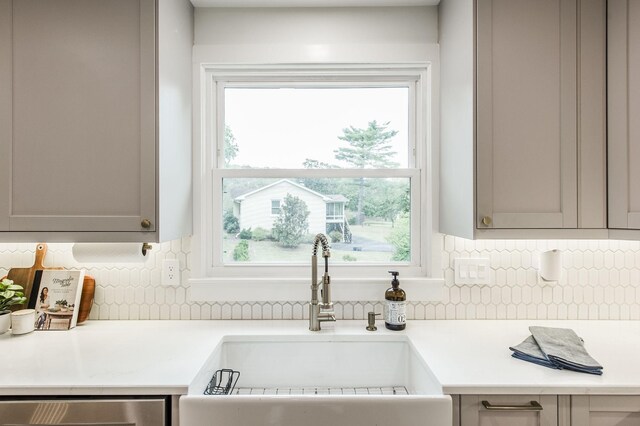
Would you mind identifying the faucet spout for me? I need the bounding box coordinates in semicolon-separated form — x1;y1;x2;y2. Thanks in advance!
309;233;336;331
312;233;331;258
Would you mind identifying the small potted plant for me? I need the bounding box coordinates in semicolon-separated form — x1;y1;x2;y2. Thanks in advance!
0;278;27;334
56;299;69;312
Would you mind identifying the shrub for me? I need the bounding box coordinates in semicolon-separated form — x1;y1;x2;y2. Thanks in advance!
233;240;250;261
329;230;343;243
223;210;240;234
238;228;253;240
251;227;271;241
272;194;310;248
342;254;357;262
386;214;410;261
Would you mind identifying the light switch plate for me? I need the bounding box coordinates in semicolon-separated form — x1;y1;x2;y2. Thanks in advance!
454;258;492;285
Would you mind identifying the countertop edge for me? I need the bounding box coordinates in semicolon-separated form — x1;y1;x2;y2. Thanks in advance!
2;320;640;397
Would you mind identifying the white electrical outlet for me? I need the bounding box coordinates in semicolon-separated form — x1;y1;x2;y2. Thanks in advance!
162;259;180;286
454;258;492;285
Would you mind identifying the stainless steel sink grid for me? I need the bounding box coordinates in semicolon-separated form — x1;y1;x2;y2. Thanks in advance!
232;386;409;395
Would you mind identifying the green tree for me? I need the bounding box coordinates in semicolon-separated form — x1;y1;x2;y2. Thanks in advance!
363;180;409;226
224;125;239;166
272;194;310;248
299;159;340;195
398;185;410;215
386;213;410;261
334;121;399;224
223;210;240;234
302;159;336;169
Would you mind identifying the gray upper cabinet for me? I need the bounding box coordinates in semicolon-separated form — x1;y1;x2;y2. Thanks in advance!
477;0;578;230
440;0;607;239
609;0;640;232
0;0;193;242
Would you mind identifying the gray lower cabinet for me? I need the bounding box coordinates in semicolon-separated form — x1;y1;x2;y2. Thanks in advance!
459;395;559;426
0;0;193;242
572;396;640;426
456;395;640;426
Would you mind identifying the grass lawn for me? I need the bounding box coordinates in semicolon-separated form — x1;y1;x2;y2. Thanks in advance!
348;224;394;243
223;235;399;264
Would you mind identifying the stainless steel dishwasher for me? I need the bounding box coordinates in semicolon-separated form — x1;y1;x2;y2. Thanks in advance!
0;397;167;425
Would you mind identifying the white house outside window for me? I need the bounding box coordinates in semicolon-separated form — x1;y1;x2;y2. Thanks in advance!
271;199;281;215
193;65;435;293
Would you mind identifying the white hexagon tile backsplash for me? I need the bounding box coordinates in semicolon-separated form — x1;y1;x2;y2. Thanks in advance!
1;236;640;320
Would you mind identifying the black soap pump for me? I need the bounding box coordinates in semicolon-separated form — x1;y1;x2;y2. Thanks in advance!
384;270;406;330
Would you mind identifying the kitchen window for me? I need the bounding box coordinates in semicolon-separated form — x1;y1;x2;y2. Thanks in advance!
191;65;439;300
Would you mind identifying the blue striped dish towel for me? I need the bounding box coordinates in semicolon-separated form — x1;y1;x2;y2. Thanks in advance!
509;326;603;375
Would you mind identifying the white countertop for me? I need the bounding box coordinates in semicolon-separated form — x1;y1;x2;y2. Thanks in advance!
1;320;639;396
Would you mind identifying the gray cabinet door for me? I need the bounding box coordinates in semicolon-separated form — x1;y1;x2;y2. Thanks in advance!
0;0;11;231
461;395;558;426
609;0;640;230
0;0;156;232
572;396;640;426
476;0;578;229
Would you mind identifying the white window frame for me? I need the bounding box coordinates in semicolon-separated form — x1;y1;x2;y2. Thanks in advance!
190;64;443;302
270;199;281;216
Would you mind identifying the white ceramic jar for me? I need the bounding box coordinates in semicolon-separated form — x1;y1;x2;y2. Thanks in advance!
0;311;10;334
11;309;35;335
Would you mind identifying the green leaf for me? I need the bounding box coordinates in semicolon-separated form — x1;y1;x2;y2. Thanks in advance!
6;284;24;291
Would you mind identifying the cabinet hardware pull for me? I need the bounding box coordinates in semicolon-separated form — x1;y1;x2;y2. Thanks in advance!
481;400;542;411
141;219;152;229
481;216;492;226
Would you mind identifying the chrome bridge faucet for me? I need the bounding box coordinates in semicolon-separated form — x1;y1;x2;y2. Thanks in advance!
309;233;336;331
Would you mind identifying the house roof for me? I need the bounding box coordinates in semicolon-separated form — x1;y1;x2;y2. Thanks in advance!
326;194;348;203
234;179;344;203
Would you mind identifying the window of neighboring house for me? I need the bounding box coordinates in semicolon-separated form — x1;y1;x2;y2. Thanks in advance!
326;202;344;220
271;200;281;215
197;65;433;281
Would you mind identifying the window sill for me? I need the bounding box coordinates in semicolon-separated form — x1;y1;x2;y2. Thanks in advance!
188;276;444;302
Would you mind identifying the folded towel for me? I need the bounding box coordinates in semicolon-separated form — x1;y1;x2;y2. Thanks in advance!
529;326;603;375
509;327;603;375
509;335;560;370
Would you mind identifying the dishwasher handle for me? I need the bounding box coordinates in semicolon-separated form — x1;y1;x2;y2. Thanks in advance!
481;400;543;411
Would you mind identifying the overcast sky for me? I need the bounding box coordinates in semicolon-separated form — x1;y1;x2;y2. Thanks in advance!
224;87;409;169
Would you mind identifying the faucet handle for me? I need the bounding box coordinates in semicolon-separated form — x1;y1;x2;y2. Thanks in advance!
366;312;381;331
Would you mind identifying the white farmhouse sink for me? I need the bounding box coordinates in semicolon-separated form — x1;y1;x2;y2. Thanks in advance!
180;335;452;426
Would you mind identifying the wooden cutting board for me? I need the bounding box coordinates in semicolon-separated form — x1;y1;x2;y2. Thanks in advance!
77;276;95;324
6;243;63;309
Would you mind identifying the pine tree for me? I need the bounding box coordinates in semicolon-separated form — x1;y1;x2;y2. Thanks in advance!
334;121;399;224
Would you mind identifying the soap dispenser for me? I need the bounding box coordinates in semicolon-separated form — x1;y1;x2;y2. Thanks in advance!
384;270;406;330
